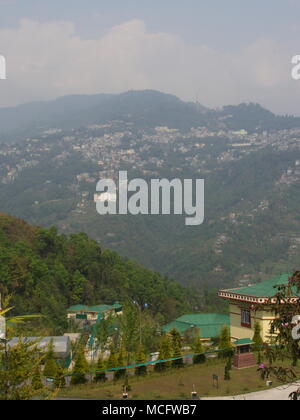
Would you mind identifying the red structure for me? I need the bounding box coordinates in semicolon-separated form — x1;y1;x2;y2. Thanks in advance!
233;339;256;369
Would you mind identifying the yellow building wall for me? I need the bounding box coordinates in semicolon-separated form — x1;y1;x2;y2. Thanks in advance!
229;303;276;342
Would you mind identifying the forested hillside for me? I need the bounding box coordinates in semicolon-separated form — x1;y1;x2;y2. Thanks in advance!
0;214;200;332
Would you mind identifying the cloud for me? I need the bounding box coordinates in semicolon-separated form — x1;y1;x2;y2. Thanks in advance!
0;18;299;114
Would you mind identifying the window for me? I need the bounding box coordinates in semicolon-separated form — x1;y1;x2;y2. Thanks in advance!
241;310;251;328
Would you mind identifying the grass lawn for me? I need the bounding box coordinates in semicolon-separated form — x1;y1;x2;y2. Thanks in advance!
58;359;300;400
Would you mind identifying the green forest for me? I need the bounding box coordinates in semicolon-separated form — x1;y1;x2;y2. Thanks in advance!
0;213;204;334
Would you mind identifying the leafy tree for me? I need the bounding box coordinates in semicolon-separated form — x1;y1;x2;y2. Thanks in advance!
71;347;89;385
118;304;140;360
257;271;300;384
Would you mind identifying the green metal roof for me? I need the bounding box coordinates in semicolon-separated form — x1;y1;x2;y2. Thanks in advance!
225;273;296;298
234;338;253;346
67;303;122;313
162;313;229;339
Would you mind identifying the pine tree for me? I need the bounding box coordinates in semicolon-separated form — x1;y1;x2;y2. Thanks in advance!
71;348;89;385
226;356;232;371
43;342;58;379
115;347;126;380
31;365;43;390
135;346;147;376
107;349;118;369
154;336;172;372
253;322;263;352
94;357;107;383
170;328;182;347
257;351;262;366
224;365;231;381
54;364;66;388
219;325;233;359
193;335;206;365
172;341;184;369
107;348;118;381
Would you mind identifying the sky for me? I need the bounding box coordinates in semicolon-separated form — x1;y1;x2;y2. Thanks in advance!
0;0;300;114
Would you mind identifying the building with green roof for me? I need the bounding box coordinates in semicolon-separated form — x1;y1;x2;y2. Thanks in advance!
218;273;299;343
67;302;122;324
162;313;230;341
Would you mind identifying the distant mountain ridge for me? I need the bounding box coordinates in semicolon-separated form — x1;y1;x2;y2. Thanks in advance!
1;90;300;142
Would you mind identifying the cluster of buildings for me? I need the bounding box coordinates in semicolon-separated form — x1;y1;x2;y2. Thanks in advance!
1;122;300;189
3;273;299;371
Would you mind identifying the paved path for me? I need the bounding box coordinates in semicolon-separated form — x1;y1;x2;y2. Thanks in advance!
204;381;300;400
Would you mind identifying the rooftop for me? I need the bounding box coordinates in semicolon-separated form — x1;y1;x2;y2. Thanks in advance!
67;303;122;313
162;313;229;339
234;338;253;346
219;273;300;304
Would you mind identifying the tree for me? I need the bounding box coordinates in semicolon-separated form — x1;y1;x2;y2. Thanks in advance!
54;364;66;388
118;304;140;361
172;341;184;369
115;347;126;380
0;339;51;400
0;303;51;400
154;336;172;372
135;346;147;376
31;365;43;390
252;322;263;351
257;271;300;385
193;332;206;365
170;328;182;348
224;365;231;381
219;325;233;359
94;357;107;383
71;347;89;385
95;313;113;353
43;341;58;379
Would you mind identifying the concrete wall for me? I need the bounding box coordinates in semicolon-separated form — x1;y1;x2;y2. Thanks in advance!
229;303;276;342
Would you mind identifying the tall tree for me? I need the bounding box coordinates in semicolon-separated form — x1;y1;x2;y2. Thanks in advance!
71;347;89;385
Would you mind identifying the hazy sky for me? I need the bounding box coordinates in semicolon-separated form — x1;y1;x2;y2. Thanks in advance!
0;0;300;114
